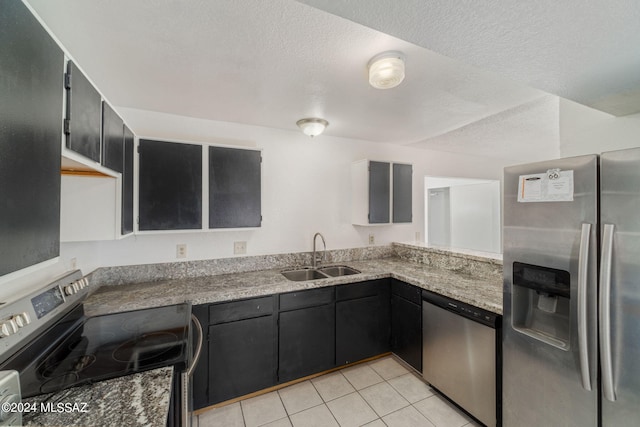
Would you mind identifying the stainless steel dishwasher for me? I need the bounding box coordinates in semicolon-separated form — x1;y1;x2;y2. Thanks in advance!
422;290;501;427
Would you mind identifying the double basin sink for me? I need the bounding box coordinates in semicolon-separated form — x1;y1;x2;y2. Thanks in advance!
281;265;361;281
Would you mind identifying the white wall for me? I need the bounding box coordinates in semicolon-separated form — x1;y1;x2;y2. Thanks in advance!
450;182;501;253
560;98;640;156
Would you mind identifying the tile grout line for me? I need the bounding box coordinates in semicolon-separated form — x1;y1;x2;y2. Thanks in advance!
307;377;350;427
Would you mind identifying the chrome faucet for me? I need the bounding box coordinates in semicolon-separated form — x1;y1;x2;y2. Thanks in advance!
312;232;326;268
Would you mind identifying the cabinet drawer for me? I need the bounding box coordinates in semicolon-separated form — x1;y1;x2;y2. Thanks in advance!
209;296;274;324
336;279;389;301
279;287;334;311
391;280;421;305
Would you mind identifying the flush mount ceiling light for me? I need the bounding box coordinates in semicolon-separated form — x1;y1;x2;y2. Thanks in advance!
296;118;329;137
368;51;406;89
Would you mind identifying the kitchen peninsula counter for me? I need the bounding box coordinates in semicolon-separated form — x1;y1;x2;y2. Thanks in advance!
84;247;503;317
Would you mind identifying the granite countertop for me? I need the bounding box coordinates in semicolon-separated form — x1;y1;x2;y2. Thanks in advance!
23;367;173;427
84;257;503;316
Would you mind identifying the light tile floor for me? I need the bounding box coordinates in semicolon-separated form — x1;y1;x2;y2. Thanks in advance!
194;356;482;427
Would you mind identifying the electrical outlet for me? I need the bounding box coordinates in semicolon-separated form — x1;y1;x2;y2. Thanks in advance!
234;241;247;255
415;231;421;242
368;234;375;245
176;244;187;259
70;257;77;269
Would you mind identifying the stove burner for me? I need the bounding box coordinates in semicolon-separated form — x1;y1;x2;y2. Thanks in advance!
112;332;181;364
39;354;97;379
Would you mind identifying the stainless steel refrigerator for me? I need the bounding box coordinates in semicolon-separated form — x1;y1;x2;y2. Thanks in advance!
503;147;640;426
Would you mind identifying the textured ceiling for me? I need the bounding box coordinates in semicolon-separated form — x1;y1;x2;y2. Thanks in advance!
298;0;640;117
25;0;547;148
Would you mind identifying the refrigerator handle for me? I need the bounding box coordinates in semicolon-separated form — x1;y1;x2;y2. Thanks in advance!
577;222;592;391
600;223;616;402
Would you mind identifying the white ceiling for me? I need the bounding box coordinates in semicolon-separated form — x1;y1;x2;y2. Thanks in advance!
24;0;627;155
298;0;640;117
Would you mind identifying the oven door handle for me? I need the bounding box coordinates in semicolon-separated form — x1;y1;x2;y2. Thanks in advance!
181;314;204;427
187;314;203;377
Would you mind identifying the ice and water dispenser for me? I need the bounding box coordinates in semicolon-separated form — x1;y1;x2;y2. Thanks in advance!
511;262;571;349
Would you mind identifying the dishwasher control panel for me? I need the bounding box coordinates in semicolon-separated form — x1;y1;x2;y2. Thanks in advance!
422;290;499;328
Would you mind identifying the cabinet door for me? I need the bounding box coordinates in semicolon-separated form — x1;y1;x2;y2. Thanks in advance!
279;304;335;382
101;102;124;172
369;161;390;223
393;163;412;223
336;293;390;365
65;61;101;162
209;146;261;228
138;139;202;230
0;0;63;276
121;126;134;235
208;316;277;404
391;294;422;372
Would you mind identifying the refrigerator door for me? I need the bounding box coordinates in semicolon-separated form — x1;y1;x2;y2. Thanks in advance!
503;155;598;427
600;147;640;426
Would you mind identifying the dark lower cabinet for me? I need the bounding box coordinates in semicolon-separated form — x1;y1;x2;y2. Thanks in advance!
192;280;422;408
391;280;422;372
207;316;276;403
336;279;390;365
278;288;335;382
191;297;277;409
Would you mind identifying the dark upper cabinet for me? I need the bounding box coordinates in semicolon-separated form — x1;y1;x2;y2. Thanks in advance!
0;0;63;276
65;61;101;163
101;102;124;172
369;161;390;223
209;146;261;228
393;163;412;223
353;160;412;225
138;140;202;230
122;125;135;235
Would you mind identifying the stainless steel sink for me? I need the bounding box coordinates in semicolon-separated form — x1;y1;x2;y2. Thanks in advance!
281;265;360;281
281;268;329;281
318;265;361;277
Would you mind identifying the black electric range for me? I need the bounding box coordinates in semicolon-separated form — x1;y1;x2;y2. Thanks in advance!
0;271;192;404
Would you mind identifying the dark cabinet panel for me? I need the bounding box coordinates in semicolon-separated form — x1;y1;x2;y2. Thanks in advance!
0;0;63;276
101;102;124;172
279;287;334;311
208;316;276;404
192;299;277;409
369;161;390;223
393;163;412;223
336;281;390;365
391;282;422;372
65;61;101;162
279;304;335;382
209;146;261;228
208;296;274;324
138;139;202;230
122;126;134;235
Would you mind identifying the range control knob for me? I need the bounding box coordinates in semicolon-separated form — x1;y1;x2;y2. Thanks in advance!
64;284;76;296
13;312;31;328
0;393;20;421
0;319;18;338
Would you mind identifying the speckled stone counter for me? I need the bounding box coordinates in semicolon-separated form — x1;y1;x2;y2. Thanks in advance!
84;245;503;316
23;367;173;427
